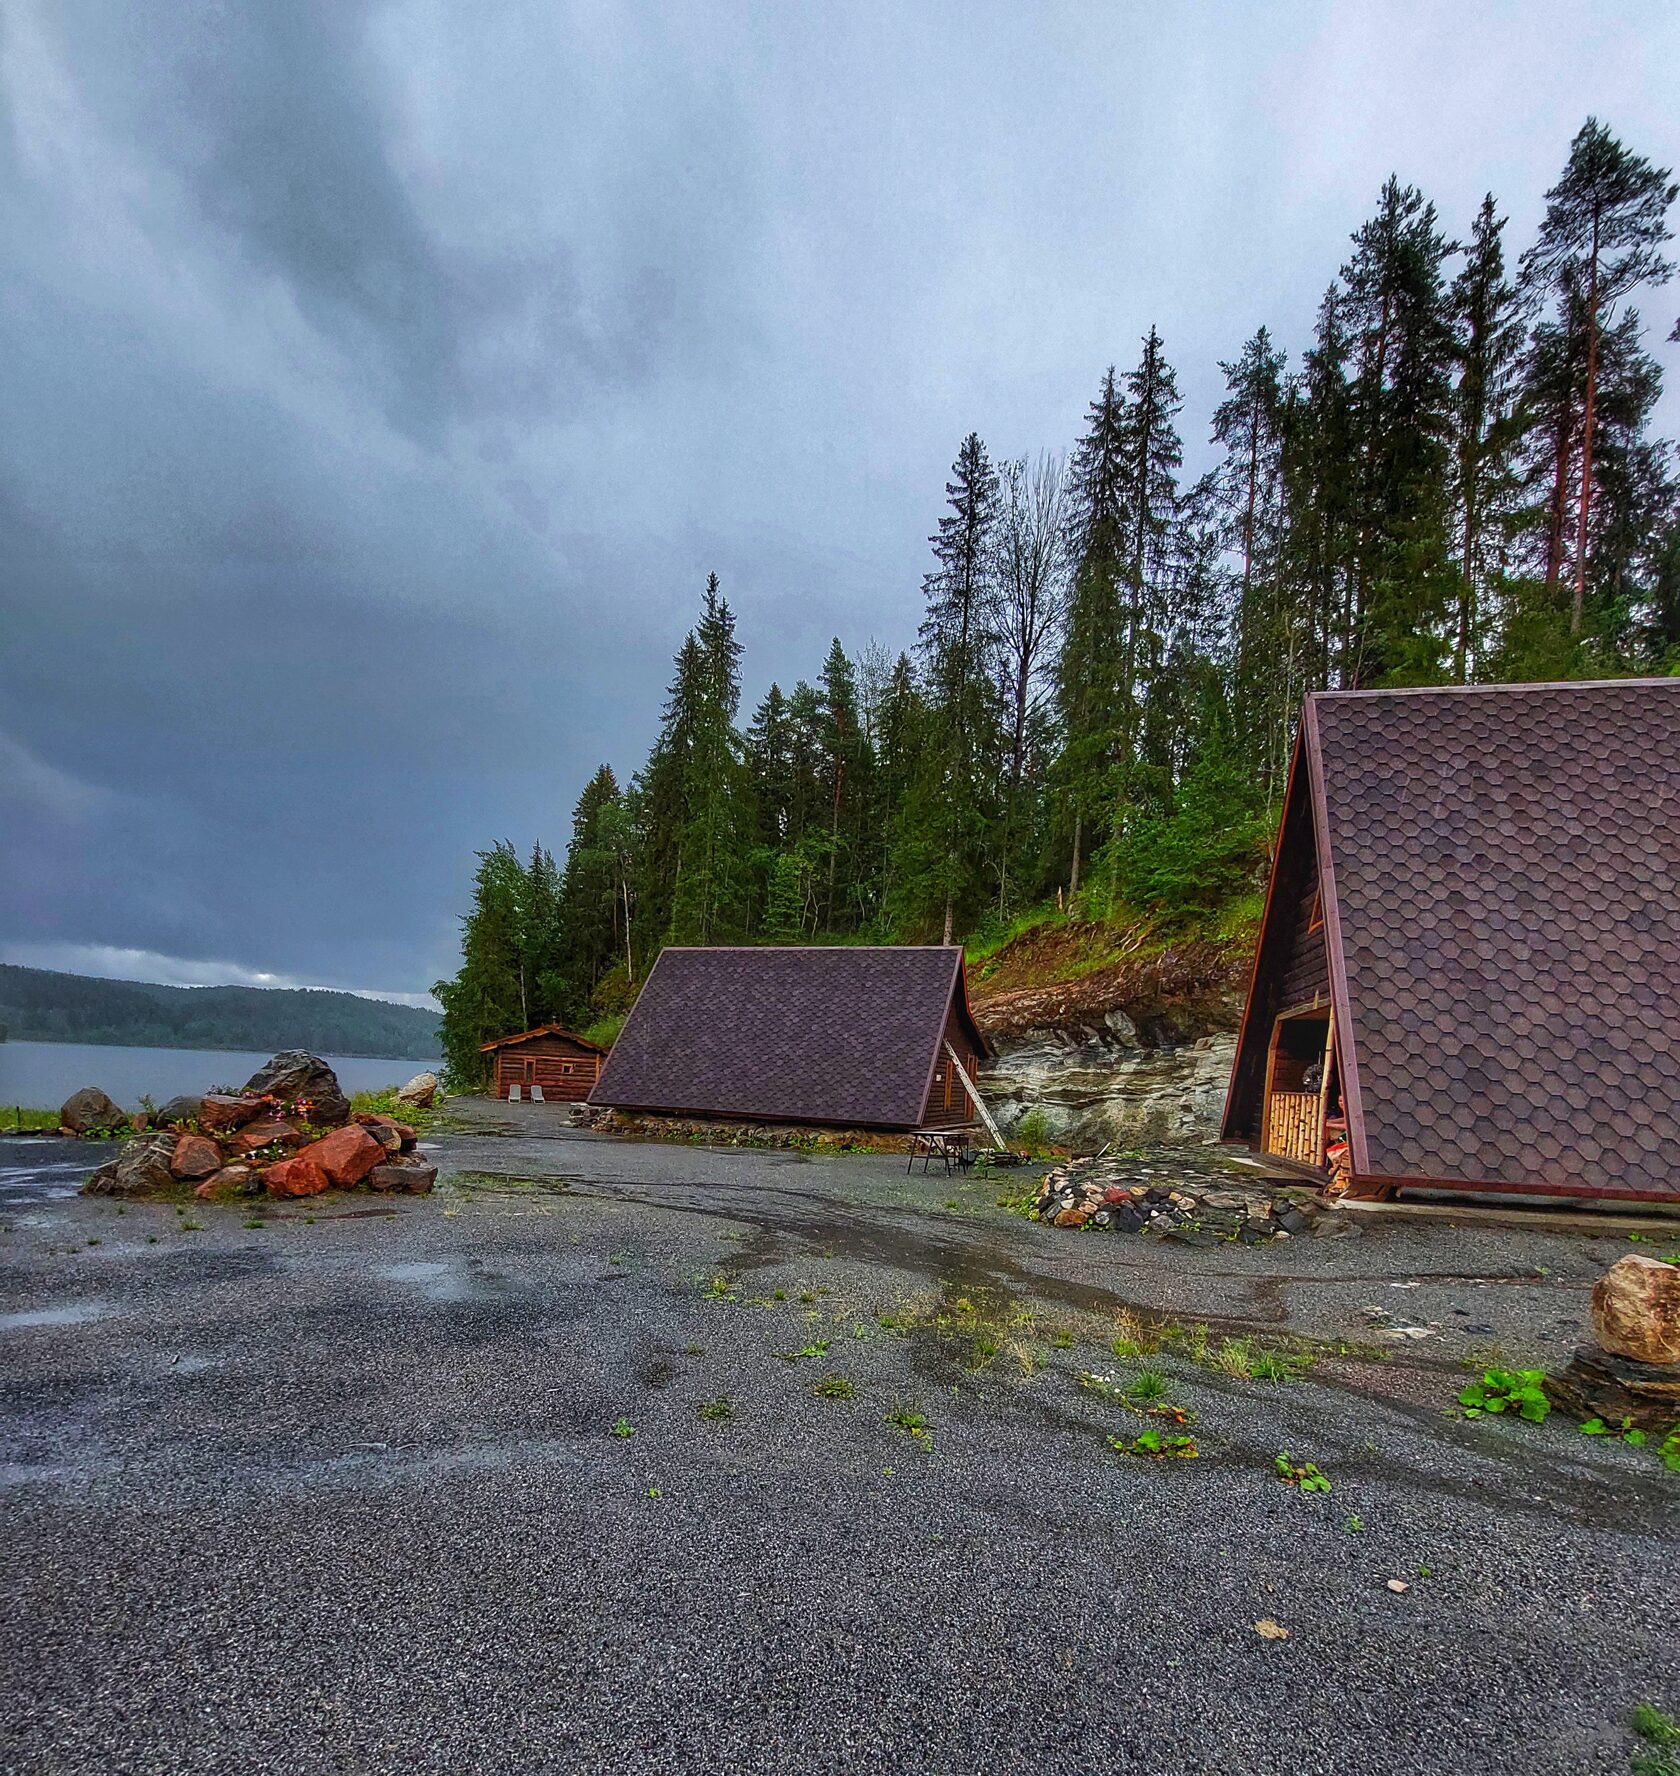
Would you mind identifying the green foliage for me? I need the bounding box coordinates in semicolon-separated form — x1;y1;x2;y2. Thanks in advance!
695;1396;736;1422
812;1375;855;1400
609;1417;635;1439
1111;1428;1198;1459
2;1106;62;1131
1632;1702;1680;1776
1275;1452;1332;1493
1459;1368;1551;1422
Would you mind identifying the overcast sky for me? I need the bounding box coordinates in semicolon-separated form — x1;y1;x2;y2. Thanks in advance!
3;1;1676;1008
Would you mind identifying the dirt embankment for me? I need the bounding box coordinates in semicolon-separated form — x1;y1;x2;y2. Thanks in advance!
968;918;1251;1046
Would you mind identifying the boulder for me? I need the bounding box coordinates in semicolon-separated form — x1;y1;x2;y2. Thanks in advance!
195;1164;258;1200
59;1086;127;1135
1591;1255;1680;1366
241;1051;351;1127
1547;1342;1680;1435
354;1113;403;1154
169;1133;223;1181
262;1124;384;1198
395;1072;439;1109
368;1159;438;1194
228;1118;306;1157
81;1131;178;1197
152;1095;206;1128
197;1094;265;1135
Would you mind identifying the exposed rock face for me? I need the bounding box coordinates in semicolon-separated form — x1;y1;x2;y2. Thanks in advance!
197;1094;264;1135
980;1030;1237;1153
168;1134;223;1181
1548;1344;1680;1433
396;1072;439;1108
1033;1151;1322;1243
368;1159;437;1193
241;1051;351;1128
83;1132;178;1196
59;1087;127;1134
261;1124;384;1198
1591;1255;1680;1366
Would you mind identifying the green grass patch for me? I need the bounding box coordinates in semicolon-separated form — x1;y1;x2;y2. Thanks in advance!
1;1106;64;1132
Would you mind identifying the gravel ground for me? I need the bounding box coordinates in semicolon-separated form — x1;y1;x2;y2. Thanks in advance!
2;1122;1676;1775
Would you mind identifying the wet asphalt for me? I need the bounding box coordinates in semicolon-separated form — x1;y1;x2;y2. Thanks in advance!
1;1118;1676;1775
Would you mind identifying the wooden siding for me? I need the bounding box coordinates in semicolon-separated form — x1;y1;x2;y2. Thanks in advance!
494;1034;602;1101
922;1008;981;1128
1277;883;1328;1013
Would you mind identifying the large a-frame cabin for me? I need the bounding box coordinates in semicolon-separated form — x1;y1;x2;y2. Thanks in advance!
1222;680;1680;1205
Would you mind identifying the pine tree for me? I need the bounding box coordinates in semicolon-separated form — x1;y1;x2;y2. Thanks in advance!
432;842;529;1087
817;638;871;929
1522;119;1676;631
558;766;625;1009
1446;196;1529;679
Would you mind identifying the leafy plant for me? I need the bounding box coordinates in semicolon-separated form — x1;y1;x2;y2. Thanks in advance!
885;1406;932;1448
1126;1369;1169;1404
1632;1702;1680;1776
1459;1368;1550;1423
1581;1416;1648;1447
610;1416;635;1438
1251;1346;1315;1383
1275;1452;1331;1493
696;1396;736;1422
1111;1428;1199;1460
813;1375;855;1400
1661;1429;1680;1475
776;1340;831;1361
704;1274;735;1300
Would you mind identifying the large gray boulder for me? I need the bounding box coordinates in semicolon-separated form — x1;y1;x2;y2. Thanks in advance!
395;1072;439;1109
59;1087;127;1135
82;1131;179;1196
241;1051;351;1127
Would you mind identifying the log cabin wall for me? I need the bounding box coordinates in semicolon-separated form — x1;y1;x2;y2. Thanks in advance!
922;1008;982;1128
494;1034;602;1101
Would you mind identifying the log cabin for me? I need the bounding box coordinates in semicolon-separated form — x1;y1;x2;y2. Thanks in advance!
588;945;990;1131
1222;679;1680;1205
480;1024;606;1101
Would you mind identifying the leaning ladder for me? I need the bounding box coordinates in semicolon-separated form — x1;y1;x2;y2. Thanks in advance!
943;1042;1005;1151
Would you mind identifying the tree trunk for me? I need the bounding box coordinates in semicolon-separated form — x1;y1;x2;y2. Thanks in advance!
1069;810;1082;899
1571;210;1603;635
941;895;954;948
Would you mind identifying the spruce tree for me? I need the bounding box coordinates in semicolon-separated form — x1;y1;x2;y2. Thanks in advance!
1522;119;1676;631
432;842;529;1087
558;766;625;1010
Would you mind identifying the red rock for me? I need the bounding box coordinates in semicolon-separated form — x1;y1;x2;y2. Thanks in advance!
195;1165;256;1200
1103;1185;1126;1204
169;1133;223;1181
197;1094;265;1135
229;1118;305;1157
262;1155;330;1198
308;1124;386;1186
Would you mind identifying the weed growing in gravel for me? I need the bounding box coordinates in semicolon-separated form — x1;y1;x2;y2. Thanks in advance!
696;1397;736;1422
1111;1429;1198;1460
241;1218;264;1230
1459;1368;1550;1423
704;1274;736;1301
1213;1337;1255;1378
1631;1704;1680;1776
1275;1453;1331;1493
180;1220;203;1233
610;1417;635;1439
1343;1514;1365;1534
885;1406;933;1449
1582;1416;1649;1447
1049;1328;1076;1350
776;1340;831;1361
684;1343;705;1357
813;1375;855;1401
1251;1346;1315;1383
1661;1430;1680;1475
1126;1369;1170;1404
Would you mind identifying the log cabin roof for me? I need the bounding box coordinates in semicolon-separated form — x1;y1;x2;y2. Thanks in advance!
479;1023;607;1054
588;945;989;1129
1223;678;1680;1202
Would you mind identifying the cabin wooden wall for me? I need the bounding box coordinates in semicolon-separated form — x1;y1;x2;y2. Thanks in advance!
922;1008;982;1128
494;1035;602;1101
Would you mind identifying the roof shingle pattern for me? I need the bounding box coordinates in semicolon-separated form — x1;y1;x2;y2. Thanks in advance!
1314;681;1680;1198
589;946;976;1129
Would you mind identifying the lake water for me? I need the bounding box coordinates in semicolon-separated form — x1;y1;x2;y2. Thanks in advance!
0;1040;438;1114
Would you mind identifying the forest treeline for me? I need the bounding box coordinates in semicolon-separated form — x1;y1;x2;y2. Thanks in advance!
0;966;441;1058
436;119;1679;1086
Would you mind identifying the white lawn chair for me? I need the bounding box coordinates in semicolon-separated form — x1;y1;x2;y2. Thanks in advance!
507;1083;521;1101
530;1084;545;1103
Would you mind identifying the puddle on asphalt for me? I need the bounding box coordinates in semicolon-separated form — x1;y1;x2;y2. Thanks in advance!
374;1258;523;1304
0;1300;114;1332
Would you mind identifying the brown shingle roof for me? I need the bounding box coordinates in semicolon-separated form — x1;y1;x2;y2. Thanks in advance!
588;946;988;1129
479;1024;606;1054
1310;679;1680;1199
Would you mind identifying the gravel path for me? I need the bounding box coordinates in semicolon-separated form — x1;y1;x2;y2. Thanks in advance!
2;1125;1675;1775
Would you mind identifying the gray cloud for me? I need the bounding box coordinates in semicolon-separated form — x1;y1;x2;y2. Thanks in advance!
1;0;1676;998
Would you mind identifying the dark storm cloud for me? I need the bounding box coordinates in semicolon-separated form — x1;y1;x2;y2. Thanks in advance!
1;0;1676;999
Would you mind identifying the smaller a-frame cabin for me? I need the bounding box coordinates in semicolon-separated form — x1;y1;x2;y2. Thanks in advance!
1223;680;1680;1204
480;1025;606;1101
588;946;991;1130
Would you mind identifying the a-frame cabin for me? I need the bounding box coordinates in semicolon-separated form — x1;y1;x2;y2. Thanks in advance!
1222;680;1680;1205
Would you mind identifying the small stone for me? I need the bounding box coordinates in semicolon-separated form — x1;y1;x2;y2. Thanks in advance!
1385;1579;1410;1594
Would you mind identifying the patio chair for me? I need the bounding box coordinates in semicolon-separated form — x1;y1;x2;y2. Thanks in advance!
507;1083;521;1101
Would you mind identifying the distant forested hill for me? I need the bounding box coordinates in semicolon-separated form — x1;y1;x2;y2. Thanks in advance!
0;965;440;1058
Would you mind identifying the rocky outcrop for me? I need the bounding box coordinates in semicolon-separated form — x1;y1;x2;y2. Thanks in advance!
980;1029;1236;1153
59;1087;128;1135
1032;1151;1323;1242
241;1051;352;1129
1547;1345;1680;1435
396;1072;439;1108
1591;1255;1680;1366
